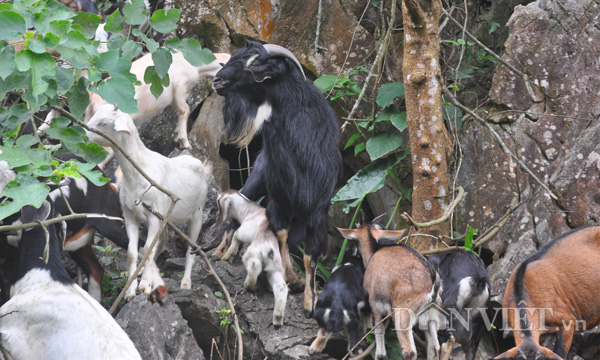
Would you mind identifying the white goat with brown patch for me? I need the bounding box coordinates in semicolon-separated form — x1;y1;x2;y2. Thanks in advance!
86;104;210;302
337;223;442;360
217;190;288;327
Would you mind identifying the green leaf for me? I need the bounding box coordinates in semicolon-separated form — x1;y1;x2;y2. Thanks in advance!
0;43;15;80
151;48;172;79
25;37;46;54
104;10;124;33
179;38;215;66
54;66;73;95
0;11;26;41
376;82;405;107
0;175;50;220
123;0;147;26
7;102;35;129
353;142;366;156
143;66;167;99
93;49;119;72
67;77;89;119
344;133;361;150
488;21;500;34
442;100;463;131
149;8;181;34
140;33;159;53
71;12;102;39
68;142;108;166
365;131;403;161
97;77;138;114
121;40;142;61
107;33;126;51
314;74;339;93
464;225;479;253
332;151;407;212
390;110;407;132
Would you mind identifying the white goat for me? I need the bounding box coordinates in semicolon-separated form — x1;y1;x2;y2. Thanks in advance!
86;104;210;301
217;190;288;327
40;51;231;152
0;201;141;360
85;51;231;150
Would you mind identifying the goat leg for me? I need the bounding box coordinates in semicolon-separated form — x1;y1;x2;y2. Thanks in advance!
277;229;305;292
308;329;332;355
303;253;317;318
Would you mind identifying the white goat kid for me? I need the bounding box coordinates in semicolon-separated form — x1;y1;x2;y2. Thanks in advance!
86;104;210;301
218;190;288;327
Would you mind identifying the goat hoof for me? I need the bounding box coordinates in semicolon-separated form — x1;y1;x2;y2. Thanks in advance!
288;280;305;293
149;285;168;303
303;309;313;319
273;315;283;328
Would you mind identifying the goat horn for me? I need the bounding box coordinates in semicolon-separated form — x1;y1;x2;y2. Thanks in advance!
263;44;307;81
114;103;119;111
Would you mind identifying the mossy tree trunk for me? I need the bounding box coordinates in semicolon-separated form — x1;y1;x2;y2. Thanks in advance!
401;0;452;251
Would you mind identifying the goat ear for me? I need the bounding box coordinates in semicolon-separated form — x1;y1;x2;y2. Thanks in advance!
336;227;360;240
219;196;231;223
493;347;517;360
371;228;408;242
21;201;52;223
113;112;131;134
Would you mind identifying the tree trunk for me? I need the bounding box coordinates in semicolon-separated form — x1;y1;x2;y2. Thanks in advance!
401;0;452;251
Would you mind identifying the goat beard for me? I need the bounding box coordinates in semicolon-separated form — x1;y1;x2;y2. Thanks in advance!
227;115;262;147
224;100;271;147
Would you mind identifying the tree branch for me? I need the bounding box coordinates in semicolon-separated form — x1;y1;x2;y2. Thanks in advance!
401;186;465;228
142;203;244;360
0;213;123;233
420;196;520;255
108;200;177;315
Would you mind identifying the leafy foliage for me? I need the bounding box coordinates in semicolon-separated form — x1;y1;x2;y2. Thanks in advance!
0;0;215;220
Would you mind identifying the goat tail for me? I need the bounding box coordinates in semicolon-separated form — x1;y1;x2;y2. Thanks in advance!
513;261;532;338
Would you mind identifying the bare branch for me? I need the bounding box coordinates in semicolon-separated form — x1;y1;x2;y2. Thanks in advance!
142;203;244;360
420;196;520;255
0;213;123;233
108;200;177;315
402;186;465;228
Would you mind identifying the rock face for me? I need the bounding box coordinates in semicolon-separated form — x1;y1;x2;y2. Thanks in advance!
116;294;205;360
457;0;600;297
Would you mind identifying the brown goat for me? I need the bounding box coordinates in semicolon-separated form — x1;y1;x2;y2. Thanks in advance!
337;223;441;360
494;226;600;360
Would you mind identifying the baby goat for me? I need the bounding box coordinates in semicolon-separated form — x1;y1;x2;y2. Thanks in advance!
85;51;231;150
0;202;141;359
429;250;490;360
217;190;288;327
86;104;211;302
337;223;441;360
309;255;370;356
494;226;600;360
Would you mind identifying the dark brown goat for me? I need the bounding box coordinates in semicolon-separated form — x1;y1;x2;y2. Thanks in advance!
494;226;600;360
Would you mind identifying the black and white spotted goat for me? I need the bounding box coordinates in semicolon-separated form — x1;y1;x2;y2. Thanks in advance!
0;201;141;360
309;254;371;356
429;250;490;360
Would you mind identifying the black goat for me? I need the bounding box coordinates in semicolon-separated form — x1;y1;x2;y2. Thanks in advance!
213;41;342;317
0;202;141;359
48;159;129;302
58;0;99;14
429;250;490;360
309;255;371;356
